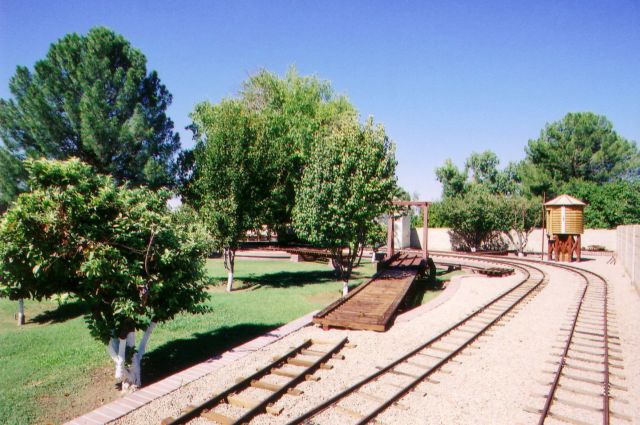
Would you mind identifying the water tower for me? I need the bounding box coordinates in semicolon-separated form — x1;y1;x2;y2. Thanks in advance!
544;194;586;262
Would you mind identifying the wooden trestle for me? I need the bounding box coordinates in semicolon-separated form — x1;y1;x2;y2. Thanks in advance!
313;252;426;331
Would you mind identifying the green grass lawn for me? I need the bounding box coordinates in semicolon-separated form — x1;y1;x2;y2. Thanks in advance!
0;258;375;425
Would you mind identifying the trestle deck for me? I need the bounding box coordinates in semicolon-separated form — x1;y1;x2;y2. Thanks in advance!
313;253;426;331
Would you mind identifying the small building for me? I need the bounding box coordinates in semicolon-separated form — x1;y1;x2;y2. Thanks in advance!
544;194;586;262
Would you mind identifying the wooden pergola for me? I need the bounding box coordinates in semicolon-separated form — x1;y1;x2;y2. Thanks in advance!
387;201;431;260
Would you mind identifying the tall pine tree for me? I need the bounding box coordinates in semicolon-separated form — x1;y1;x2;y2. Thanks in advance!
0;27;180;211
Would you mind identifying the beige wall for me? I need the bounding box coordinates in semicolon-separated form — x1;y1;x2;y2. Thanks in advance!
617;225;640;293
411;227;617;253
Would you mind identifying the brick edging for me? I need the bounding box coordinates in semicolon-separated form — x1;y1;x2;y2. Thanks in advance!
64;310;317;425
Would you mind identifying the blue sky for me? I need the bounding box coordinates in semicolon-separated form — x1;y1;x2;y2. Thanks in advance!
1;1;639;199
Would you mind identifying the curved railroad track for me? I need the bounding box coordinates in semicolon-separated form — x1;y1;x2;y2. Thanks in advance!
285;256;548;425
433;253;630;425
154;253;630;425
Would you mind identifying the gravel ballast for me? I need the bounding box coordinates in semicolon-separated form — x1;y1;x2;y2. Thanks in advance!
110;255;640;425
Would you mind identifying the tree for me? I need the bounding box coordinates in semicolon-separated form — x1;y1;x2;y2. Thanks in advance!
523;112;639;194
497;196;541;255
293;117;396;295
435;159;467;198
438;186;505;251
560;179;640;228
0;159;209;390
0;147;26;213
182;100;262;291
0;26;180;207
235;67;356;230
466;151;500;186
435;151;521;200
180;69;358;290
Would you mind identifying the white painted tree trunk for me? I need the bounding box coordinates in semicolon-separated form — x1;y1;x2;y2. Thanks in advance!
17;299;25;326
227;271;234;292
106;322;156;392
224;248;235;292
342;281;349;296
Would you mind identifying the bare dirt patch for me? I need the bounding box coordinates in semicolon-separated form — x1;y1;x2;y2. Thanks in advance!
36;364;120;425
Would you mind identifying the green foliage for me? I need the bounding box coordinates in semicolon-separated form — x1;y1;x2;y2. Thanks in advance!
182;67;356;231
427;201;449;228
560;179;640;228
523;112;639;195
435;159;467;198
437;186;505;250
365;223;387;251
293;117;396;280
0;146;26;213
184;100;261;251
0;258;376;424
181;68;358;259
0;26;180;208
497;195;541;253
435;150;521;200
0;159;209;343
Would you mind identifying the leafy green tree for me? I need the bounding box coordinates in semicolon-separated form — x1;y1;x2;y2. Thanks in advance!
497;195;541;254
435;151;521;201
560;179;640;228
435;159;467;198
466;151;500;185
425;201;448;228
438;186;504;251
0;159;209;390
523;112;639;194
0;148;26;213
182;100;264;291
180;69;359;291
293;117;396;295
0;26;180;209
236;68;356;230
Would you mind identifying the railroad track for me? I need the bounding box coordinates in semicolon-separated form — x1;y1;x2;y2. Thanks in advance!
433;253;631;425
286;257;547;425
161;338;348;425
522;262;630;425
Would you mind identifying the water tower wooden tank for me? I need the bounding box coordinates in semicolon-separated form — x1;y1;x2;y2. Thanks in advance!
544;194;586;262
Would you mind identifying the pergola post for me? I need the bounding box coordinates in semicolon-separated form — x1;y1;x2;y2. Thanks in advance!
389;200;430;261
387;214;395;259
422;204;429;260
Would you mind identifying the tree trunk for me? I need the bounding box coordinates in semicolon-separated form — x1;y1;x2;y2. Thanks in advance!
343;246;350;297
106;322;156;392
354;242;365;267
17;299;25;326
224;248;236;292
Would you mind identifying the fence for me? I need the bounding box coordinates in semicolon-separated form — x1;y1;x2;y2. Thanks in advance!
617;225;640;293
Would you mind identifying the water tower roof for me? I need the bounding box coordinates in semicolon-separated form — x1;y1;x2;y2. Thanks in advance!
544;194;586;206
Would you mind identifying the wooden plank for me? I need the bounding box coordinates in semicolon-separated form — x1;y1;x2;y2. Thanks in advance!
288;358;315;367
201;410;235;424
271;369;299;378
251;380;280;392
227;395;259;409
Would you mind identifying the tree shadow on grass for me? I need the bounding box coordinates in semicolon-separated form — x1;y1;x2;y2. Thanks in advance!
30;300;88;324
401;277;444;311
141;323;279;385
241;270;337;288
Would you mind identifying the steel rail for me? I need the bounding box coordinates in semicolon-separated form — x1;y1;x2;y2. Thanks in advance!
163;337;347;425
432;252;613;425
287;257;546;425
